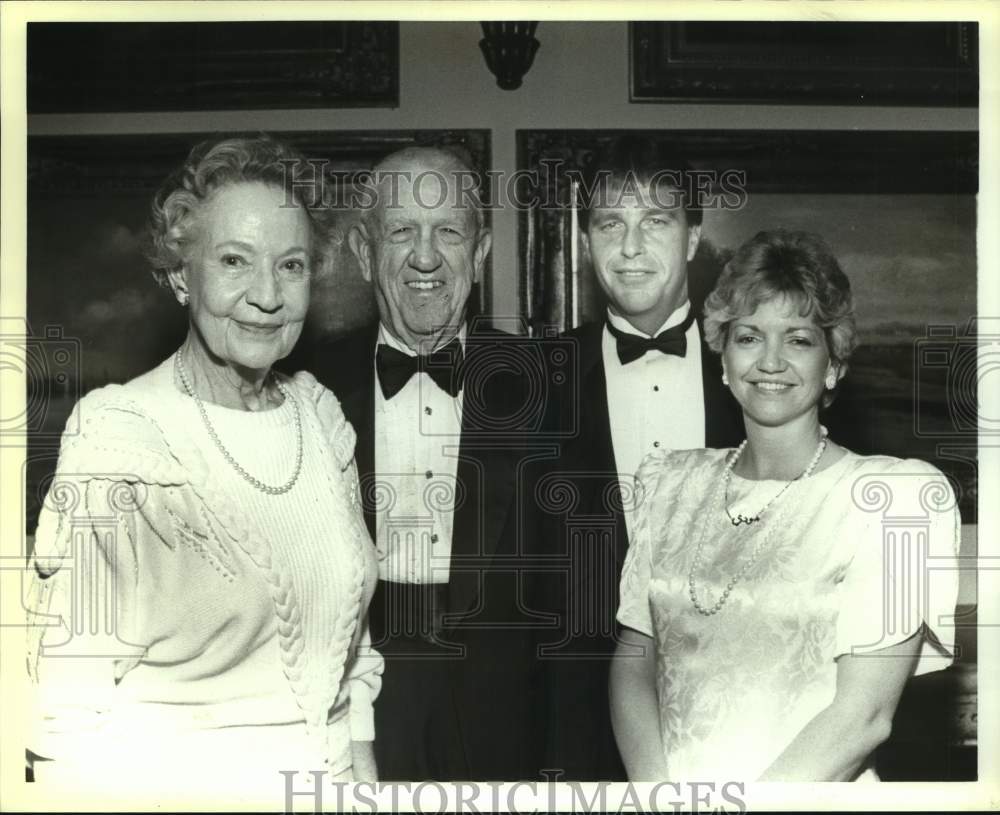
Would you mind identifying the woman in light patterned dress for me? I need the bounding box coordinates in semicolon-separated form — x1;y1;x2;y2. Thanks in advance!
610;229;960;781
27;136;382;803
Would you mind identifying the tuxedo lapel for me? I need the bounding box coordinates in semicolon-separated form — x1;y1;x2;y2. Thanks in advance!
447;327;524;616
447;447;517;616
576;324;618;482
570;324;630;569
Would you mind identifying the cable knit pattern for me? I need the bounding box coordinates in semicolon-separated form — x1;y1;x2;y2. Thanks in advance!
287;370;369;760
27;356;381;784
618;447;961;781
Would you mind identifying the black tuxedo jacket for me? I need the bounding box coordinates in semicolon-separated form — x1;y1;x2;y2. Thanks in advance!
537;318;743;780
306;321;547;780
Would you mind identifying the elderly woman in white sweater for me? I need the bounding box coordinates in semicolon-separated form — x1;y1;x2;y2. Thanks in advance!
27;136;381;802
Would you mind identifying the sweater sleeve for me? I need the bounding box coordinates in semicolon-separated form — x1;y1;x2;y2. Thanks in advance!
27;390;196;767
344;620;384;742
28;475;147;764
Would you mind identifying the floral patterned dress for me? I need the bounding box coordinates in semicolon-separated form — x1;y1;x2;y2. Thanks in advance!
617;447;960;781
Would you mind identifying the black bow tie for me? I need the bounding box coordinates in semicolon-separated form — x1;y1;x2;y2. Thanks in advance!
376;339;465;399
607;310;695;365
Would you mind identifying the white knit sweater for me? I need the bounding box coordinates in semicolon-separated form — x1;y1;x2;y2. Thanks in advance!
27;355;381;796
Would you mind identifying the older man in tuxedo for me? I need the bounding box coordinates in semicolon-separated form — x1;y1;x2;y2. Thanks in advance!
538;137;744;780
307;146;544;781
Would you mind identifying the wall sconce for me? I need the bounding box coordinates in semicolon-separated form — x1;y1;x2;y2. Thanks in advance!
479;22;540;90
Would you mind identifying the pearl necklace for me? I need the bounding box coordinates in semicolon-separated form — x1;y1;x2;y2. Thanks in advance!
687;427;828;617
724;427;828;526
174;351;303;496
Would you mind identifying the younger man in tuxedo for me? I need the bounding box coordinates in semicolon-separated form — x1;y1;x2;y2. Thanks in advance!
539;137;743;780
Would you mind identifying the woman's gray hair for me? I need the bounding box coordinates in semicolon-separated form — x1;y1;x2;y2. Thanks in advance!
703;229;858;406
145;135;328;287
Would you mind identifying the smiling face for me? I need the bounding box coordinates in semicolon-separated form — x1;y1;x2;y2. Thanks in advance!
349;151;491;352
169;181;312;375
722;295;840;431
584;180;701;336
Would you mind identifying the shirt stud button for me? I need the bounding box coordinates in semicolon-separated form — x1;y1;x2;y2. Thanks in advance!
424;406;433;415
653;385;660;392
653;441;660;448
431;534;439;544
425;470;433;479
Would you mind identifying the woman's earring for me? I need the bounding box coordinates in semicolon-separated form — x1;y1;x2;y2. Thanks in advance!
722;372;729;386
177;290;189;306
826;371;837;389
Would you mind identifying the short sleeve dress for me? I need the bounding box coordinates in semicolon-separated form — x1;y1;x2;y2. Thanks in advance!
616;447;961;782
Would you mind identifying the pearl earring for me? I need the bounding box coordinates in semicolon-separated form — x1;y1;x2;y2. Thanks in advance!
177;291;189;306
826;372;837;389
722;372;729;386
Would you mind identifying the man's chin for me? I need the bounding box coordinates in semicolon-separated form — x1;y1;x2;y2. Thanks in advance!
612;298;660;320
404;307;463;331
398;320;463;350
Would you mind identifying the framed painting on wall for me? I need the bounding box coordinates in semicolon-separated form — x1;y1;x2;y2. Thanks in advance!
28;21;400;112
630;21;978;106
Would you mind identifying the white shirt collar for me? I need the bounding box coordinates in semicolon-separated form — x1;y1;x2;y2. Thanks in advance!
606;301;692;339
377;323;468;357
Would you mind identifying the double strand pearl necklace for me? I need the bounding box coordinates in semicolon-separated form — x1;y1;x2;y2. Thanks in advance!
687;427;828;617
174;351;303;496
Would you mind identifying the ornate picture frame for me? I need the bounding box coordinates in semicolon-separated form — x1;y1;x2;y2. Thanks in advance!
630;22;978;106
28;21;400;112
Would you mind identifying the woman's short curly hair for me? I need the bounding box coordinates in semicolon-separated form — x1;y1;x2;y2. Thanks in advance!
145;135;328;287
703;230;858;403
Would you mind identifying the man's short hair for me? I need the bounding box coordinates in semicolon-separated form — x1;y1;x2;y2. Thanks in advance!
362;144;487;235
578;135;703;230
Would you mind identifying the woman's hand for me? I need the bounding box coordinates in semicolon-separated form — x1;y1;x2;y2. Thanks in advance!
350;740;378;783
609;626;670;781
757;632;923;781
